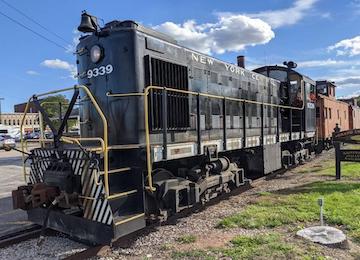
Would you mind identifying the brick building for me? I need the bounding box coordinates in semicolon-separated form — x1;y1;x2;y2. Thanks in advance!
0;113;40;132
14;100;42;113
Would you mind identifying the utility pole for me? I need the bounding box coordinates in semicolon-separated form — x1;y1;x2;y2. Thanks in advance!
0;98;4;124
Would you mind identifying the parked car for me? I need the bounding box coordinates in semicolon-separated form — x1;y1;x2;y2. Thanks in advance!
44;132;54;139
0;135;16;151
23;132;41;140
30;132;40;139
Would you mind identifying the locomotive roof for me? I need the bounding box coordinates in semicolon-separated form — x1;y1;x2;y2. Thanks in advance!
316;80;337;88
102;20;178;45
254;65;315;84
80;19;279;83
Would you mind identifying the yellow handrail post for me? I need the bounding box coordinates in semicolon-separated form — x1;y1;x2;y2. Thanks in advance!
20;97;32;182
77;85;110;197
144;87;155;192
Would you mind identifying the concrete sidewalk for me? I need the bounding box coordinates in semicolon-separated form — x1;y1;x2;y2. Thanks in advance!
0;149;34;238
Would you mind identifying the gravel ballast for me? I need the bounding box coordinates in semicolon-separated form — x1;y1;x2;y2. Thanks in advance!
1;150;357;259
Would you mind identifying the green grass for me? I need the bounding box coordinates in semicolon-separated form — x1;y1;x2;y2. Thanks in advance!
219;233;295;259
319;162;360;178
218;182;360;242
296;161;360;178
172;233;325;260
176;234;197;244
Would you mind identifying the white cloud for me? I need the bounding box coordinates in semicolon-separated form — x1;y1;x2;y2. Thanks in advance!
66;29;81;53
26;70;39;76
246;0;319;28
41;59;77;78
328;35;360;56
154;15;274;54
153;0;319;55
350;0;360;15
297;59;360;68
336;77;360;86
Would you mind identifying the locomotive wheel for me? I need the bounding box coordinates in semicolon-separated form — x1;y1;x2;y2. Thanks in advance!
152;168;175;182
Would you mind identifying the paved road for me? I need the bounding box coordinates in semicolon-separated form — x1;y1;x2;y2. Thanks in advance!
0;149;25;199
0;149;34;238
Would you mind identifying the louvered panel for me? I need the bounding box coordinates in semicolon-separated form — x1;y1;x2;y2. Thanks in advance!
147;57;190;131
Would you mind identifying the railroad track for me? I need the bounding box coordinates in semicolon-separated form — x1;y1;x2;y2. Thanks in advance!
0;224;41;249
1;154;320;259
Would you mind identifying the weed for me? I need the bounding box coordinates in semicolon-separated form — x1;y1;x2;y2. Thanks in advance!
176;234;197;244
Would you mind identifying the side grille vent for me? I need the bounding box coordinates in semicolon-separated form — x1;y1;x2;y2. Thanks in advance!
146;56;190;131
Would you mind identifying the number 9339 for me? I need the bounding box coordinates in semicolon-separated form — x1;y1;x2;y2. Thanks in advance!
87;64;113;79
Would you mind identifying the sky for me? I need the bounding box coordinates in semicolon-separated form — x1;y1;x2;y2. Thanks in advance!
0;0;360;112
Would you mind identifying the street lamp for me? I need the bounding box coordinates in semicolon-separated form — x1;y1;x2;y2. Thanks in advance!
0;98;4;124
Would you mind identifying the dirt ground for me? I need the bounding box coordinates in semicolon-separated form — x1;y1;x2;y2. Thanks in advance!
103;149;360;259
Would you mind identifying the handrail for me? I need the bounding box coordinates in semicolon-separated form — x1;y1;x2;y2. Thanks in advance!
61;136;105;153
78;85;109;196
106;85;306;192
23;138;54;153
20;85;110;197
20;97;32;182
106;92;145;97
20;84;306;198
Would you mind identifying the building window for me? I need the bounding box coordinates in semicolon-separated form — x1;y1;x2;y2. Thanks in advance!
316;107;320;118
324;108;328;119
337;110;339;119
344;111;346;120
17;120;20;125
329;108;332;119
13;120;15;125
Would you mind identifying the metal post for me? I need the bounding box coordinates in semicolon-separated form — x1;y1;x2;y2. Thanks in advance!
318;198;324;226
222;98;227;150
242;101;246;148
260;103;264;145
59;102;62;122
276;107;280;142
196;95;201;154
0;98;4;124
289;108;293;140
39;112;44;147
333;124;341;180
162;89;167;160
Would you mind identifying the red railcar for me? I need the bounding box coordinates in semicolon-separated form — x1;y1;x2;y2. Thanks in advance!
315;81;350;148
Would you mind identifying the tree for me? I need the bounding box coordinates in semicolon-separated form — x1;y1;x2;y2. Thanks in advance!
41;95;76;131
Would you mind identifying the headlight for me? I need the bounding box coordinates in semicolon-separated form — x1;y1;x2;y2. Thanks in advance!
90;45;103;63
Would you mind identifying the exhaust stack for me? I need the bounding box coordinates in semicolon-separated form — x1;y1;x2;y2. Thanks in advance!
237;55;245;68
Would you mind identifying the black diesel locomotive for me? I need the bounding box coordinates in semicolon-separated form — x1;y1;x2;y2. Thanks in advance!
12;12;317;244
